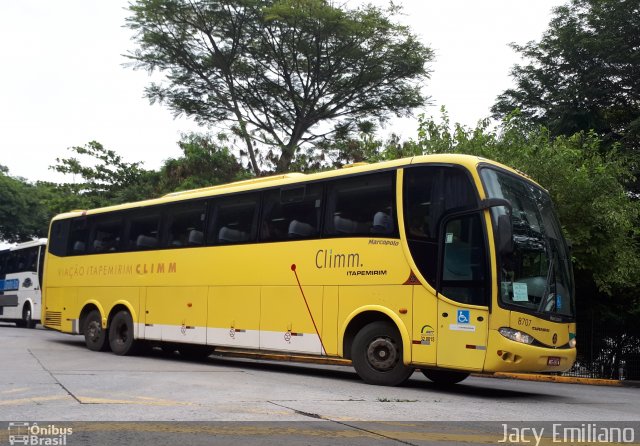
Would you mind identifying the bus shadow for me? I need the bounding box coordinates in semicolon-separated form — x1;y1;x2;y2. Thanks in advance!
46;337;558;400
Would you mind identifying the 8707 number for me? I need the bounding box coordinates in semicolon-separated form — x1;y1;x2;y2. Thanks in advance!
518;317;532;327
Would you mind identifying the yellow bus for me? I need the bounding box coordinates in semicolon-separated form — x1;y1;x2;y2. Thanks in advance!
42;154;576;385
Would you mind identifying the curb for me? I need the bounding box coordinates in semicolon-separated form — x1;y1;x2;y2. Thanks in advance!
485;372;639;387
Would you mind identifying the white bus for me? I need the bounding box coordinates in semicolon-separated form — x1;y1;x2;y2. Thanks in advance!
0;239;46;328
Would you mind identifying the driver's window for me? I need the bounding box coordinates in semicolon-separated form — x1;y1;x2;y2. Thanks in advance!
440;213;488;306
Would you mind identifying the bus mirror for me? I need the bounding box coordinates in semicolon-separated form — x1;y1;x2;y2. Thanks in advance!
481;198;512;213
497;214;514;255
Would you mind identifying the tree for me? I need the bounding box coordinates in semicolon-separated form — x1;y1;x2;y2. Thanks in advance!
492;0;640;162
51;141;153;208
0;166;49;242
157;132;250;192
126;0;433;175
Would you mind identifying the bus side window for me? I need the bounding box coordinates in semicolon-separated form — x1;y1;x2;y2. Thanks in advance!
68;218;90;255
126;212;161;250
207;193;259;245
0;250;7;275
324;172;396;237
90;217;124;253
404;167;477;287
49;220;70;257
163;201;206;248
260;184;322;242
440;213;488;306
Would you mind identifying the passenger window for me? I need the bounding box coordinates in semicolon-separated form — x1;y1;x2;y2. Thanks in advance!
68;218;90;255
127;212;161;250
207;193;259;245
164;202;206;248
440;213;488;306
404;167;477;285
324;173;396;237
90;217;123;253
260;184;322;242
48;220;70;257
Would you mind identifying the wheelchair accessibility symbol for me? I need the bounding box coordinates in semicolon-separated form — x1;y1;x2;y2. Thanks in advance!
457;310;470;324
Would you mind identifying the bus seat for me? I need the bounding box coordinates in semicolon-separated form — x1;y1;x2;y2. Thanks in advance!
218;227;248;243
136;235;158;249
288;220;315;238
73;241;86;253
371;212;393;234
334;215;357;234
188;230;203;245
93;240;105;252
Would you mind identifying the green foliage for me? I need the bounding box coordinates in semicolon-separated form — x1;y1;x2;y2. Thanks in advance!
157;133;250;192
492;0;640;163
125;0;433;174
51;141;151;208
0;170;49;242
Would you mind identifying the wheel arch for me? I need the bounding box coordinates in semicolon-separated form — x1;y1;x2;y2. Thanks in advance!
78;301;106;334
107;301;139;339
340;306;411;364
21;298;34;315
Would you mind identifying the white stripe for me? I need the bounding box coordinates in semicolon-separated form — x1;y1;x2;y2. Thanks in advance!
139;324;324;355
260;330;323;355
207;327;259;349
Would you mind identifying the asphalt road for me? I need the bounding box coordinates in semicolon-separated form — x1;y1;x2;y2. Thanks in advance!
0;324;638;445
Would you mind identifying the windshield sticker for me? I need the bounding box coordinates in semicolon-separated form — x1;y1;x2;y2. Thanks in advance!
445;233;454;244
512;282;528;302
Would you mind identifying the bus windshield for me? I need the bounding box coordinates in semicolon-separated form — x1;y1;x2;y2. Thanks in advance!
480;167;574;321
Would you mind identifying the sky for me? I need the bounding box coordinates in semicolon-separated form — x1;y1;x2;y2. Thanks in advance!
0;0;565;184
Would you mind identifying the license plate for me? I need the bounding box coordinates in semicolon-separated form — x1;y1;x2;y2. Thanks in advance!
547;356;561;366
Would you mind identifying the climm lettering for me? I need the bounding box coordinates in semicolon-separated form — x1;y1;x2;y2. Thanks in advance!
315;249;362;269
135;262;177;275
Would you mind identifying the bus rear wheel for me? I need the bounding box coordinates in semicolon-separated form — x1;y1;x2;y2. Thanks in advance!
109;310;139;356
421;369;469;385
351;321;414;386
84;310;109;351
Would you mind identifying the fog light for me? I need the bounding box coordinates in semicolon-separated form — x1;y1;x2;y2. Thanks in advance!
498;327;535;345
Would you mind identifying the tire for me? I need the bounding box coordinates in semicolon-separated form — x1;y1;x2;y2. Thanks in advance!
421;369;469;385
351;321;414;386
177;344;215;361
108;310;139;356
83;310;109;351
22;304;36;329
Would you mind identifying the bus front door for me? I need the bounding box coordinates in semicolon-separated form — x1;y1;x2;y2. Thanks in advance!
435;213;490;371
436;299;488;371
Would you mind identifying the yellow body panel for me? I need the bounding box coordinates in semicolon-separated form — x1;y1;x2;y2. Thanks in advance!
43;154;577;374
411;286;438;366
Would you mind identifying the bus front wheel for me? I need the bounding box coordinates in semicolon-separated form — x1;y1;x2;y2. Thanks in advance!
351;321;414;386
421;369;469;385
109;310;139;356
84;310;109;351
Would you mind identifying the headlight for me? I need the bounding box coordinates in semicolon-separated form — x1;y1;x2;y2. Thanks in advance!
499;327;535;344
569;337;577;348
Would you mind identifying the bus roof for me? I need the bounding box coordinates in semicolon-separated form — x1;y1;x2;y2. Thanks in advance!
50;154;536;221
7;239;47;251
